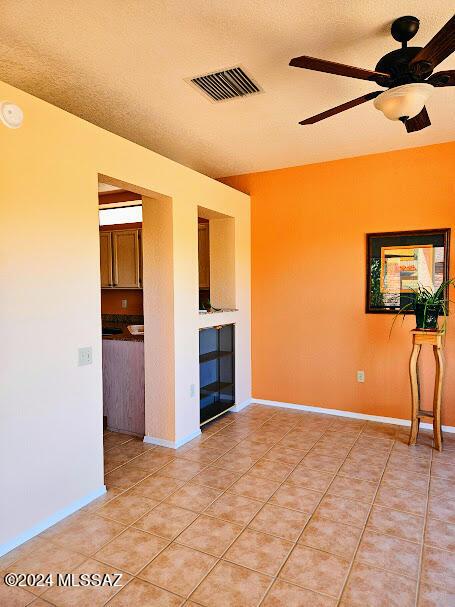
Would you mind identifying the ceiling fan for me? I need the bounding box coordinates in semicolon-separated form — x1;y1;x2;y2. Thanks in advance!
289;14;455;132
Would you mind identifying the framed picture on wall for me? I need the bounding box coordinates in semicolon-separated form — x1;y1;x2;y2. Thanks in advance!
366;228;451;314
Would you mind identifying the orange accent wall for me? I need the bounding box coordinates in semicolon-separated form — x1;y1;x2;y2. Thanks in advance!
221;142;455;426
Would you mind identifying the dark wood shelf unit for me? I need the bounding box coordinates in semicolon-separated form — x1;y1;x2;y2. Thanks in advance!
199;324;235;425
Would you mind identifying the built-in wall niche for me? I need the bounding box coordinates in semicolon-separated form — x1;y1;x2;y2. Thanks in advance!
198;206;236;311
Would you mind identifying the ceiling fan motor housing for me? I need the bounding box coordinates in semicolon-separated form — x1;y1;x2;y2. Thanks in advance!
375;47;432;86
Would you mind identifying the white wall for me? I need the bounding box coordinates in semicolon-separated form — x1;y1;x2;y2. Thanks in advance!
0;80;251;554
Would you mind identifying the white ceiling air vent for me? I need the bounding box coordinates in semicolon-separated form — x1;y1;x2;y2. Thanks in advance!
189;66;262;102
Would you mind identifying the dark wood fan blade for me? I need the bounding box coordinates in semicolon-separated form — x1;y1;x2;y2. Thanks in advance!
405;107;431;133
289;55;390;83
411;14;455;70
299;92;381;125
428;70;455;87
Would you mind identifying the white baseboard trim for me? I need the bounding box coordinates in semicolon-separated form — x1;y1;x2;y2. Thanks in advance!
231;398;252;413
0;485;106;558
252;398;455;433
144;428;202;449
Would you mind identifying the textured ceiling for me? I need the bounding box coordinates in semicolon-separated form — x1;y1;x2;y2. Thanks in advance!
1;1;454;177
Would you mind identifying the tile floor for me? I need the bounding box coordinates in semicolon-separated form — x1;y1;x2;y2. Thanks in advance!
2;404;455;606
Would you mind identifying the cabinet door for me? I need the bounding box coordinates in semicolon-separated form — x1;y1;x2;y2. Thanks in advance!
198;223;210;289
112;229;140;288
100;231;113;287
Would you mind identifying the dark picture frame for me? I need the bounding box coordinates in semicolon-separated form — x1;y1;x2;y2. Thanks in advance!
366;228;451;314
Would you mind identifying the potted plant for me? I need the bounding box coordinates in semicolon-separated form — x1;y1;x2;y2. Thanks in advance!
391;279;454;334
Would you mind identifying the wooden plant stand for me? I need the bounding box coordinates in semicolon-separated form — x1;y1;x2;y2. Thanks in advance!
409;329;444;451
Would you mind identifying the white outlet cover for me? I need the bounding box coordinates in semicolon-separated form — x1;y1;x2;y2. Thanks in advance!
357;370;365;383
78;347;93;366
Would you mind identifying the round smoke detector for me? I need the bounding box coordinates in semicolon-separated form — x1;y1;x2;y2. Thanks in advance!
0;102;24;128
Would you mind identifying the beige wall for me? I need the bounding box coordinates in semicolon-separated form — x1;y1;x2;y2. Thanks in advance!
0;80;251;553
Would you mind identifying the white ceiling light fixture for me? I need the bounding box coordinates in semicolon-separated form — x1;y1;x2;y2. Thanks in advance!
373;83;434;122
0;101;24;128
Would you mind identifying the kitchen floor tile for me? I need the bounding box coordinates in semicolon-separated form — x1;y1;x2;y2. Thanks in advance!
228;474;280;501
287;466;335;492
261;579;337;607
133;503;198;539
128;474;184;501
104;465;151;489
96;492;158;525
190;466;242;490
298;515;362;559
106;578;184;606
158;459;207;481
165;483;222;512
224;529;293;576
356;529;421;579
418;582;455;607
205;493;263;525
248;459;295;483
269;482;323;513
420;545;455;591
340;561;416;607
425;517;455;552
248;504;310;541
139;543;216;597
190;560;272;607
328;475;378;503
314;494;371;527
176;515;242;557
94;527;168;574
367;505;424;543
280;545;350;598
375;482;427;516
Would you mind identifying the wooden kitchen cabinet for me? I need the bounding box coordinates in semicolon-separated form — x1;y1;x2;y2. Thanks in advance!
198;223;210;289
100;228;142;288
112;229;140;288
100;231;113;287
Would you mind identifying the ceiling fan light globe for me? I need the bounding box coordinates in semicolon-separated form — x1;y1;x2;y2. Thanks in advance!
373;83;433;121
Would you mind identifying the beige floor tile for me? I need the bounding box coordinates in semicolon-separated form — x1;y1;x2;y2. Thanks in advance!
248;459;295;483
177;446;225;465
96;492;158;525
8;540;86;595
261;579;336;606
28;598;54;606
190;466;242;490
356;529;421;579
301;454;344;474
338;460;384;483
0;570;36;607
228;473;280;501
429;476;455;499
328;475;378;503
428;495;455;523
128;474;185;501
134;503;198;539
104;432;134;450
41;557;130;606
104;465;150;489
0;536;48;569
269;482;323;513
280;545;350;598
190;560;272;607
299;515;362;559
103;448;131;473
224;529;293;576
287;466;334;492
106;577;184;606
315;494;371;527
382;466;429;494
375;482;427;516
388;453;430;474
421;545;455;592
158;460;207;481
248;504;310;541
205;493;263;525
94;527;168;574
418;582;455;607
367;505;424;543
176;515;242;557
129;450;174;471
212;452;258;472
139;543;216;597
425;518;455;552
341;561;416;607
81;487;124;514
165;483;223;512
264;446;307;465
42;513;125;555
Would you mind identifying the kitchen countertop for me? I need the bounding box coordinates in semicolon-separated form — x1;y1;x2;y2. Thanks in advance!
102;315;144;342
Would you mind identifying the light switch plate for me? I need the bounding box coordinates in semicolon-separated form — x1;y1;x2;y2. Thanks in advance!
78;347;93;366
121;299;128;309
357;370;365;383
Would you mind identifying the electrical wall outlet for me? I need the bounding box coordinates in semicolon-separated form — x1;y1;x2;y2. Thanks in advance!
121;299;128;309
78;347;93;366
190;383;196;398
357;370;365;383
